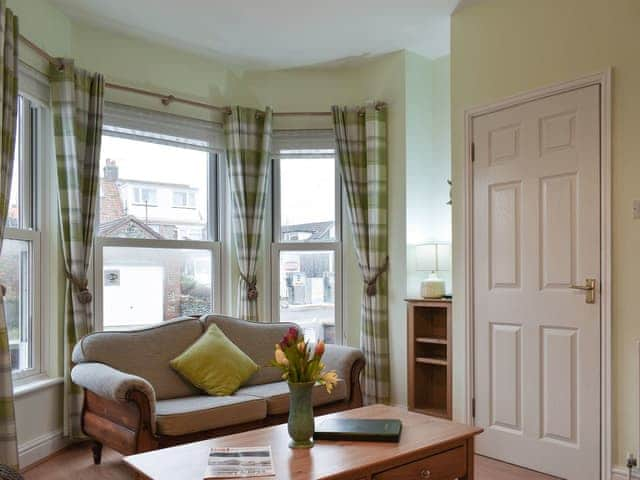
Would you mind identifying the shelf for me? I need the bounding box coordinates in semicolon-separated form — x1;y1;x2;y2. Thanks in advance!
415;337;447;345
407;299;452;420
416;357;448;366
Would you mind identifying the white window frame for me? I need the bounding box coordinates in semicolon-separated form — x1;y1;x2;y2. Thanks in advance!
172;189;196;209
270;131;343;343
132;186;158;206
94;104;225;331
6;92;46;382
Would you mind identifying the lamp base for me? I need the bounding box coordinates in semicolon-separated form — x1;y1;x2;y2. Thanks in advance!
420;273;445;299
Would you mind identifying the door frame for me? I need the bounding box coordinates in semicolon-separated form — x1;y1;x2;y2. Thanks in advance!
462;70;612;479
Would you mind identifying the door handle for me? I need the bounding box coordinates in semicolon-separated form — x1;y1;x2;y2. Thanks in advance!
569;278;596;304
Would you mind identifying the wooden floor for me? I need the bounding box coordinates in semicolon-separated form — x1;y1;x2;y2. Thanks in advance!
476;455;562;480
22;443;562;480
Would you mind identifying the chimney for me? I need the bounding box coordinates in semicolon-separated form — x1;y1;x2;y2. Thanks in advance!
104;159;118;181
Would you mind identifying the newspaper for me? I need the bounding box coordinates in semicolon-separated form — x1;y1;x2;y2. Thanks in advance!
204;446;275;479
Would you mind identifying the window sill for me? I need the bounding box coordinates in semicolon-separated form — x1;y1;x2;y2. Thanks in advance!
13;376;63;398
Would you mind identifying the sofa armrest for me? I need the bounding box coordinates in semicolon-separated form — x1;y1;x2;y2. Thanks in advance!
321;345;365;405
71;362;157;429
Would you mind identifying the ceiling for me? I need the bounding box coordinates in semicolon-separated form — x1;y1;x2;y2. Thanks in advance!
48;0;462;70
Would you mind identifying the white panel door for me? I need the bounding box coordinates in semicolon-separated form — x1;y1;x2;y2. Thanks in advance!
473;85;600;479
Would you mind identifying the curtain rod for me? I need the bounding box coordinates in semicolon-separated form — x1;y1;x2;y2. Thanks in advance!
18;33;386;117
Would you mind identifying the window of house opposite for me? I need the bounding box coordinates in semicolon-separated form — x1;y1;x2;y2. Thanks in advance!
173;190;196;208
132;186;157;206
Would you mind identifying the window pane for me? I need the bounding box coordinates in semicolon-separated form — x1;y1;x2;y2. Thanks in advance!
99;135;210;241
6;97;22;229
278;250;335;344
102;246;213;330
280;157;335;242
0;239;32;372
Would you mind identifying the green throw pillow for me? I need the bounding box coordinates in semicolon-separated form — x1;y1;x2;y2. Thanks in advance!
170;324;258;396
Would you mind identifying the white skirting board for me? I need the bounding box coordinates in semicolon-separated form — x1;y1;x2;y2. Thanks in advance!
611;341;640;480
19;430;69;469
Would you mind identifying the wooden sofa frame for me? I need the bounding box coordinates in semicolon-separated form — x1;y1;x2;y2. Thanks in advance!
82;357;365;463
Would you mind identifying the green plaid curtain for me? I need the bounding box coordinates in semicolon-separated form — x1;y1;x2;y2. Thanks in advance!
332;104;389;405
224;107;272;321
0;2;19;469
51;60;104;438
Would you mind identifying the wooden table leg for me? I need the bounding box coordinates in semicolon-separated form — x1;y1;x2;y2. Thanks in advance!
462;437;475;480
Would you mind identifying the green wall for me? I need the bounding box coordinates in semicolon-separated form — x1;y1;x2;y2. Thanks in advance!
451;0;640;469
10;0;71;58
405;54;452;298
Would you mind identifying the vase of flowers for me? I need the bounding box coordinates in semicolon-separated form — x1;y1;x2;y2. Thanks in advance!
272;327;339;449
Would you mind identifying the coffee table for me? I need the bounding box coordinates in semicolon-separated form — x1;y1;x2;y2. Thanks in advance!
124;404;482;479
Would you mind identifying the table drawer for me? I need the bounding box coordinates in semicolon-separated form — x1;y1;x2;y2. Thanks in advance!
373;446;466;480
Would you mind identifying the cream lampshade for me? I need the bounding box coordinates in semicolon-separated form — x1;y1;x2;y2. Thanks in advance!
416;242;450;299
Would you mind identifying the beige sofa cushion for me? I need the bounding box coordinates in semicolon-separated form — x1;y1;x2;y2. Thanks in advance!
237;381;347;415
155;395;267;436
202;315;300;386
72;317;205;400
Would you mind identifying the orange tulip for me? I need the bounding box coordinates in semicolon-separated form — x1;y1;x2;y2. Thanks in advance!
275;349;289;366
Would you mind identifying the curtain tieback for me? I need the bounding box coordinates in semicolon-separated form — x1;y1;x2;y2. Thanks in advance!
66;272;93;304
0;284;5;299
240;273;258;301
362;256;389;297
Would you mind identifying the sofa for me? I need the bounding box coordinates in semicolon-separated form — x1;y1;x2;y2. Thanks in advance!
71;314;365;463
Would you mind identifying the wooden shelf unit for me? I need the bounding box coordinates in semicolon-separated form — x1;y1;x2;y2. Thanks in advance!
406;298;452;419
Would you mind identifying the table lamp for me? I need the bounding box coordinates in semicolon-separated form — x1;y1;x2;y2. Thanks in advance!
416;242;450;298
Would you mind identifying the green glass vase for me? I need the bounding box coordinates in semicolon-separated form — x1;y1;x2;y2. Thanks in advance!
287;381;315;449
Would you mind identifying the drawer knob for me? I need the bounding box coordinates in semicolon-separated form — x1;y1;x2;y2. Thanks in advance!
420;469;431;479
